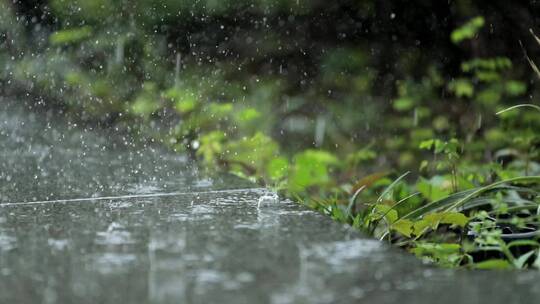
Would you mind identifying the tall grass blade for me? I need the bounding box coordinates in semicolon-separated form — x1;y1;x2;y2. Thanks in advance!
377;171;410;203
402;182;537;220
402;189;475;219
347;185;366;215
443;176;540;212
381;192;420;221
496;104;540;115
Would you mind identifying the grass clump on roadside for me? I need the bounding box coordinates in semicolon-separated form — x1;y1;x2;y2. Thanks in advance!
198;102;540;270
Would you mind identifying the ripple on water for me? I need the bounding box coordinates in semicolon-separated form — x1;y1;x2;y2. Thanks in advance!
48;239;70;251
306;239;383;269
92;253;137;274
194;178;213;188
126;183;161;194
191;205;215;215
95;222;135;246
167;213;190;222
0;233;16;251
107;201;134;209
193;270;255;293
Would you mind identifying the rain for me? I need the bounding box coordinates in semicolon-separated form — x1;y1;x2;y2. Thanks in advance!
2;1;540;303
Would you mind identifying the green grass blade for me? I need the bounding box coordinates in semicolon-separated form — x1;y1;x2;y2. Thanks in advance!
444;176;540;212
496;104;540;115
402;189;475;219
377;171;410;203
347;185;366;215
402;179;539;220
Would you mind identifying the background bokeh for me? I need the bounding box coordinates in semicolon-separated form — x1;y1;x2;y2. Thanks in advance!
1;0;540;187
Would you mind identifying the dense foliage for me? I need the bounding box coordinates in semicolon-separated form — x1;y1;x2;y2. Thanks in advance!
2;0;540;269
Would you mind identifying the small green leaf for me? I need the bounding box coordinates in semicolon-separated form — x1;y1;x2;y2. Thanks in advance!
236;108;261;122
423;213;444;229
448;78;474;98
197;131;226;163
410;243;463;267
391;219;414;237
513;251;536;269
533;251;540;270
393;97;415;112
372;204;399;224
413;219;431;237
209;103;233;117
419;139;435;150
451;16;485;44
440;212;469;227
50;26;93;45
473;259;512;270
266;157;289;181
131;97;160;115
416;176;453;201
288;150;339;192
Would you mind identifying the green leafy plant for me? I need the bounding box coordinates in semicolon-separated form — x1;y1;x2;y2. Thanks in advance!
451;16;485;44
419;138;462;192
